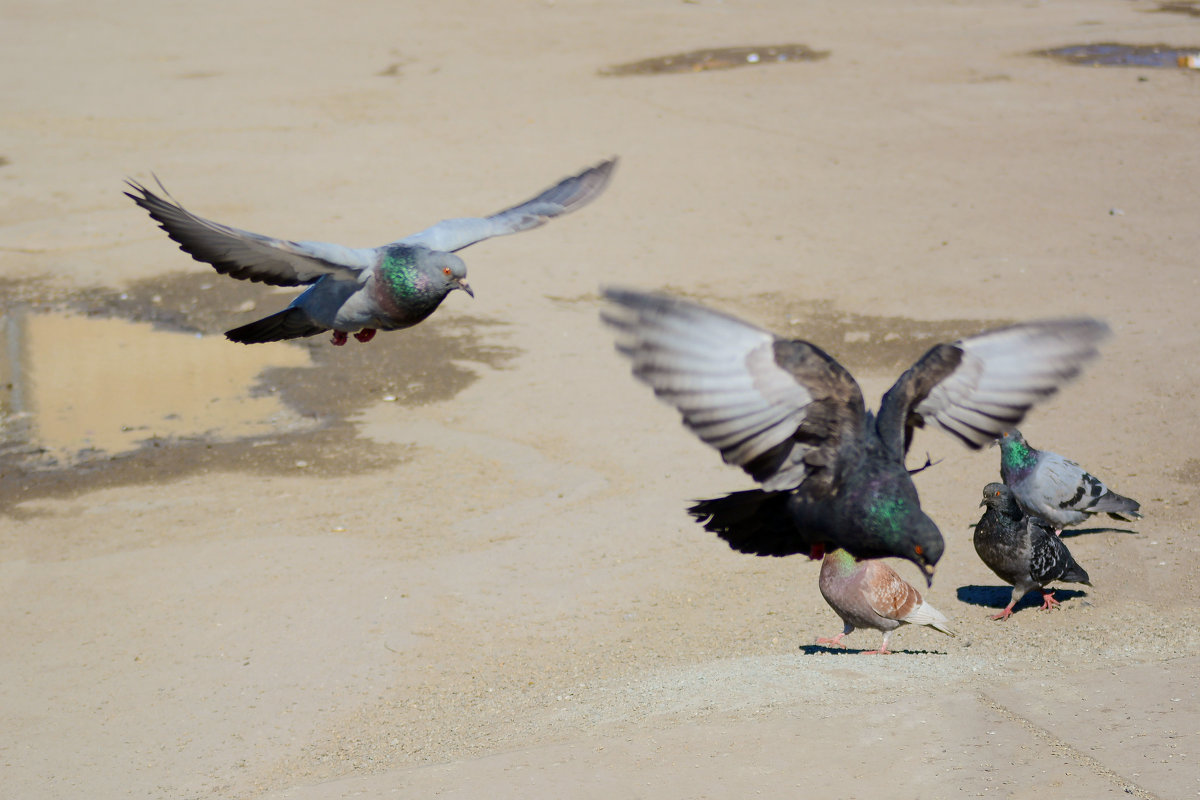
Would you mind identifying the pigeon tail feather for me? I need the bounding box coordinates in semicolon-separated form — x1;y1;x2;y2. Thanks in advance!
688;490;810;557
225;308;326;344
903;599;956;637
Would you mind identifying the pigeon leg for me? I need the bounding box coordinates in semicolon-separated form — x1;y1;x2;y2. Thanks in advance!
354;328;377;343
816;624;852;648
863;632;894;655
1040;591;1060;611
330;330;349;346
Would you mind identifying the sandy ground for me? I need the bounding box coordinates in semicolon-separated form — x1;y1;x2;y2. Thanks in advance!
2;1;1199;798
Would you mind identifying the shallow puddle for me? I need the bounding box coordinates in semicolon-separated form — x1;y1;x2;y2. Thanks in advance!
0;272;519;511
0;310;311;464
599;44;829;77
1034;43;1200;69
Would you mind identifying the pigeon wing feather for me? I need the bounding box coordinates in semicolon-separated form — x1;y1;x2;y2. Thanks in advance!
879;318;1110;454
126;179;373;286
396;158;617;253
603;288;865;491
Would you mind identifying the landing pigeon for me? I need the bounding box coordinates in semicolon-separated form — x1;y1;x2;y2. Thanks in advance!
999;429;1141;532
602;289;1110;581
816;548;955;654
127;158;617;345
973;482;1092;620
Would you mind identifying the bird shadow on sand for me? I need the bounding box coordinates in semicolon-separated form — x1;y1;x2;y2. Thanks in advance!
798;644;950;656
1059;525;1138;539
956;584;1087;613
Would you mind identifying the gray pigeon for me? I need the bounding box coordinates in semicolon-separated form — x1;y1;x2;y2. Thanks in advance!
998;429;1141;532
974;482;1092;620
602;288;1110;582
817;548;955;654
126;158;617;345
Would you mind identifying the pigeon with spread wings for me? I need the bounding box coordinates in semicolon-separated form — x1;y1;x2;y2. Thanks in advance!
127;158;616;345
601;289;1109;582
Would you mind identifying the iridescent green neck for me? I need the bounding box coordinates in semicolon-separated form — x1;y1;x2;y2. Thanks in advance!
1001;437;1036;470
825;548;859;575
380;250;423;299
865;495;908;540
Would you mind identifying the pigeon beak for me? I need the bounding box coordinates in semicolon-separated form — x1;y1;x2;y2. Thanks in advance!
456;277;474;298
920;562;936;587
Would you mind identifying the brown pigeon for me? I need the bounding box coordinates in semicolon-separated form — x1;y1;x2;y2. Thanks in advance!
816;548;956;654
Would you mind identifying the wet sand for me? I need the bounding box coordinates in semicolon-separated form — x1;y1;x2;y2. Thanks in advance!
2;1;1198;798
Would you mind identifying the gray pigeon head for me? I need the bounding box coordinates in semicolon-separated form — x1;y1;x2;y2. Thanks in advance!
996;428;1027;448
980;482;1020;512
424;251;473;298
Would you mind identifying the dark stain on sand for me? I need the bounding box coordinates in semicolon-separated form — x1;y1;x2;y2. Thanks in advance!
0;272;519;512
1034;43;1200;69
556;289;1007;374
599;44;829;77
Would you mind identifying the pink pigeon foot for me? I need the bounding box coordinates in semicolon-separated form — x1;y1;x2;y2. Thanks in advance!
331;330;348;346
354;328;377;343
816;633;846;648
990;605;1015;621
1040;591;1060;611
862;646;893;655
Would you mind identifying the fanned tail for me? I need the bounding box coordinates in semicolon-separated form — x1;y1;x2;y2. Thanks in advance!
688;489;814;557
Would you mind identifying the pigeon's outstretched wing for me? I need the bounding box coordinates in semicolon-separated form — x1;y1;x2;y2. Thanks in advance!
878;319;1110;454
126;179;374;286
398;157;617;253
602;288;865;492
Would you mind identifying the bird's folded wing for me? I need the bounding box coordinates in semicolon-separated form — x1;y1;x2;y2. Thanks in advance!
862;562;919;622
396;158;617;253
883;318;1110;452
126;180;373;286
602;288;863;491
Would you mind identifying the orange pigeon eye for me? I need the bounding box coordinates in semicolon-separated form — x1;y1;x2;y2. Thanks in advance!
443;267;452;276
914;545;923;555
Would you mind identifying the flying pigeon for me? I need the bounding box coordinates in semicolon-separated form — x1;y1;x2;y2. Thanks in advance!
998;429;1141;533
974;482;1092;620
816;548;955;654
601;289;1110;581
126;158;617;345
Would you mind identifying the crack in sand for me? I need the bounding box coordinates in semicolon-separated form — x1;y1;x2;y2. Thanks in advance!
978;693;1162;800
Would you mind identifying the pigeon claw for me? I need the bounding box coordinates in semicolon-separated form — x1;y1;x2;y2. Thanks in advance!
354;328;377;343
815;634;846;648
331;330;349;346
990;606;1015;621
1040;591;1061;611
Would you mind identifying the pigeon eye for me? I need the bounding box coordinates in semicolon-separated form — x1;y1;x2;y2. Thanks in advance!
443;267;452;276
914;545;923;556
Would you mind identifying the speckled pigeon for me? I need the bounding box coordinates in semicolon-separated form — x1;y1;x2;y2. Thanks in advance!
127;158;616;345
974;482;1092;619
816;548;955;654
999;429;1141;533
601;288;1110;582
